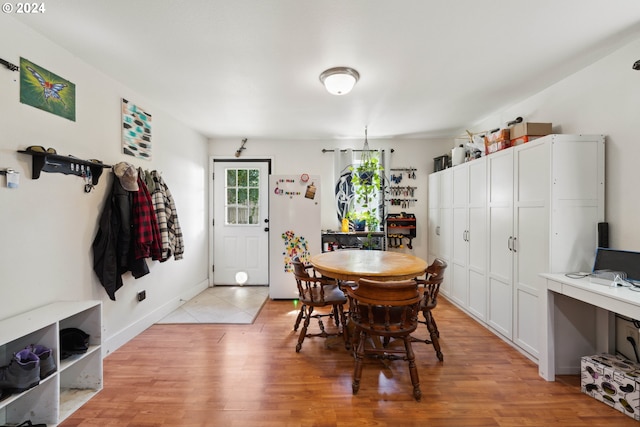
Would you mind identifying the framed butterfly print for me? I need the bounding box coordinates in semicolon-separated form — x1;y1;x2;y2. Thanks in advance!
20;57;76;122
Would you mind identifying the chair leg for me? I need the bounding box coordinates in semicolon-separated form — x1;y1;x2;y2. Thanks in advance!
349;324;360;354
296;305;313;353
332;305;341;328
403;336;421;401
430;311;440;338
338;304;350;350
293;305;304;331
425;310;443;361
352;330;366;395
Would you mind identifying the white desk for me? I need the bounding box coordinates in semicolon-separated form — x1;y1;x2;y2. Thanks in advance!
539;273;640;381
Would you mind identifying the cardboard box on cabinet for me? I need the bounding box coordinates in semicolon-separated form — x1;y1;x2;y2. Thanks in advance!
510;135;544;146
581;353;640;420
484;129;511;155
509;122;552;140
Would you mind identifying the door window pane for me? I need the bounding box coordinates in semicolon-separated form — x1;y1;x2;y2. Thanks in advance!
225;168;260;225
238;188;248;206
249;169;259;187
226;169;236;186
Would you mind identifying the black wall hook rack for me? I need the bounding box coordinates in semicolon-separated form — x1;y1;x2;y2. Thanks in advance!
18;150;111;185
1;58;19;72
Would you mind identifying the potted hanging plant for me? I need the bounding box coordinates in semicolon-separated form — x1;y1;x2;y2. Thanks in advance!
347;135;383;247
346;210;379;232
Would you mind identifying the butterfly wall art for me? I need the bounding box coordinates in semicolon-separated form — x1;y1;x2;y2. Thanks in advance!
20;57;76;121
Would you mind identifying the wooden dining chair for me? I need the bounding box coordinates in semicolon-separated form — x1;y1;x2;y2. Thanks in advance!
411;258;447;361
291;257;348;352
347;278;423;401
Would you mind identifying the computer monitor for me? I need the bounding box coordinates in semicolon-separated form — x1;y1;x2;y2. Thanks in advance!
592;248;640;282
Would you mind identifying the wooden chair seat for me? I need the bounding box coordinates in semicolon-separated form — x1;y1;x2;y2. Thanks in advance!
299;284;347;306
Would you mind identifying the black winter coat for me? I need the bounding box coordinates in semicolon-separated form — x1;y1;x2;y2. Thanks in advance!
93;173;151;300
92;176;132;300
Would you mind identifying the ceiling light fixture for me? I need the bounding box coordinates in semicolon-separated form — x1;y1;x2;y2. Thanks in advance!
319;67;360;95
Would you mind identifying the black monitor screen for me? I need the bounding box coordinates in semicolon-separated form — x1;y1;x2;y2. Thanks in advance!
592;248;640;282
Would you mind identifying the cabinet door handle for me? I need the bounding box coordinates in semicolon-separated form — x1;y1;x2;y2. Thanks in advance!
512;237;517;253
465;230;470;242
436;226;440;236
508;236;513;251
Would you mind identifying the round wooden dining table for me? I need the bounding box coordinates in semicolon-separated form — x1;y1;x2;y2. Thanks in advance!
309;249;428;282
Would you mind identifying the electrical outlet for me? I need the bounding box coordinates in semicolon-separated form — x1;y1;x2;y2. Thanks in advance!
624;324;640;345
621;323;639;361
137;290;146;302
615;317;640;361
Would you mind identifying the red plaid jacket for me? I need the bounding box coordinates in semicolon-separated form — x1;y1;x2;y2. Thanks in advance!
132;175;162;260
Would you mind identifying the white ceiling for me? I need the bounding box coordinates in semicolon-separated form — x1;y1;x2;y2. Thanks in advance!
13;0;640;140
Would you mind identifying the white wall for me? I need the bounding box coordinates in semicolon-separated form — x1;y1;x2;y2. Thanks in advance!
209;137;452;262
470;36;640;252
211;35;640;264
0;17;210;354
6;13;639;356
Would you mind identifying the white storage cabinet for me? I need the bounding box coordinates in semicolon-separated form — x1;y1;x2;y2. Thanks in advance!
0;301;103;426
428;167;453;296
430;134;605;361
450;158;487;321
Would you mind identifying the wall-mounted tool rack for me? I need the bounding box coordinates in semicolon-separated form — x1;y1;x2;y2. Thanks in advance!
387;185;418;208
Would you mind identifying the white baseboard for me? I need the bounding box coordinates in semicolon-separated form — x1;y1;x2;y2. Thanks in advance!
102;279;209;357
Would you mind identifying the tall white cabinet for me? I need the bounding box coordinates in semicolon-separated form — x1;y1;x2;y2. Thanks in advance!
450;158;487;321
428;168;452;296
429;134;605;360
0;301;103;426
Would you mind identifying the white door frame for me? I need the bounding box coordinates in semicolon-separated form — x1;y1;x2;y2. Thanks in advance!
208;156;273;286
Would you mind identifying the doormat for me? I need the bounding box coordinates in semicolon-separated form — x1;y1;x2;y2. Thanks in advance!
157;286;269;324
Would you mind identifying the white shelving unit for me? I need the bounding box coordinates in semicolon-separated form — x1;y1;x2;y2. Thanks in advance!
0;301;102;426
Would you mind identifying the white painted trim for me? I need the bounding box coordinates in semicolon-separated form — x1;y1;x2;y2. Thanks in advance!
102;279;209;357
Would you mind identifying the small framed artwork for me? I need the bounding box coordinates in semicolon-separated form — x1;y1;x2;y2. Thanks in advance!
122;98;152;160
20;57;76;121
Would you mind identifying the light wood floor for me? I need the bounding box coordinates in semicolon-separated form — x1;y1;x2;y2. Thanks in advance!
61;297;639;427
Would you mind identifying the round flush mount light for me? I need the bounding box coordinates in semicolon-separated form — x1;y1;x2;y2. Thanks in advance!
319;67;360;95
235;271;248;286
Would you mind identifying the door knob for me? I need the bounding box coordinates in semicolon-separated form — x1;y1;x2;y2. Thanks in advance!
264;227;269;232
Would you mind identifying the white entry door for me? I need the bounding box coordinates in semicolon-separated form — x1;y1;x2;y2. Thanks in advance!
213;160;270;285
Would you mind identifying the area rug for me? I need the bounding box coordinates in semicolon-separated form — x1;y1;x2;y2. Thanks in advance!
156;286;269;324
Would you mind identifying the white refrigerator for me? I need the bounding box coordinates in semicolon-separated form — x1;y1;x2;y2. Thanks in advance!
268;175;321;299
